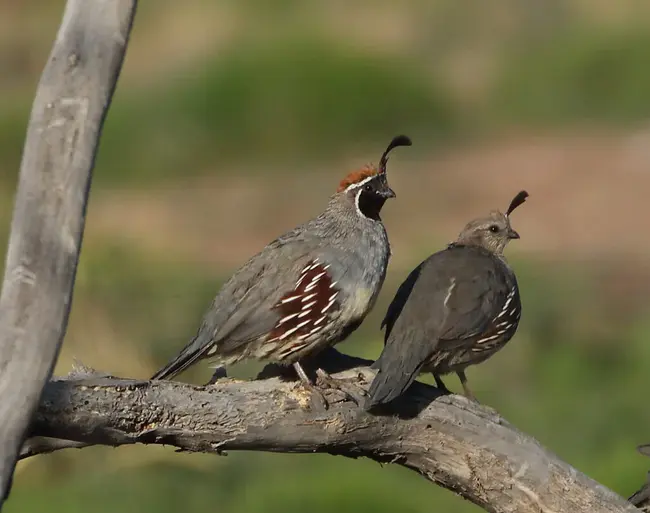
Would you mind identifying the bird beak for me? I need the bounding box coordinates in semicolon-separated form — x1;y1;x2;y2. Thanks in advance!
508;229;520;240
381;187;396;199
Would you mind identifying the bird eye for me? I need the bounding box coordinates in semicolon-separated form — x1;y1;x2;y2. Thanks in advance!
489;225;499;233
364;184;372;192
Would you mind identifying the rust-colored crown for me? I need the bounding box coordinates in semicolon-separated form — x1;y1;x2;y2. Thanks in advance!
337;165;378;193
336;135;412;193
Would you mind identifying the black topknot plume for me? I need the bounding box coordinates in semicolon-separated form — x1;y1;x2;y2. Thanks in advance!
379;135;412;174
506;190;529;217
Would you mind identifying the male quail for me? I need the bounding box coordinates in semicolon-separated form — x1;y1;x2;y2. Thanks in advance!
365;190;528;409
152;135;412;401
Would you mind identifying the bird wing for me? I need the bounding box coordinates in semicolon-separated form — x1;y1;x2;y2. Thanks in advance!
367;247;503;408
151;251;307;380
152;235;350;380
380;262;424;340
368;253;452;407
435;249;506;350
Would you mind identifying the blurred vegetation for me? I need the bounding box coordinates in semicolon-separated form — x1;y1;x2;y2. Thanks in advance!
494;28;650;125
3;1;650;512
96;36;457;185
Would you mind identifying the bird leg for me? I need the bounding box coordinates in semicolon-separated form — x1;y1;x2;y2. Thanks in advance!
456;370;479;403
205;365;228;385
433;373;451;395
293;362;328;411
315;368;367;406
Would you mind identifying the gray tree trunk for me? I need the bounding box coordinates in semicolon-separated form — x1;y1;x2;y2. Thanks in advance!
0;0;137;505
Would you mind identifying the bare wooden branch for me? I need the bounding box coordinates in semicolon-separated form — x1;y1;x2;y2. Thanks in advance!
0;0;137;504
27;355;637;513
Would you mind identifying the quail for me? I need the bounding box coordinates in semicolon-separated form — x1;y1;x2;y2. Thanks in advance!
151;135;412;403
365;190;529;409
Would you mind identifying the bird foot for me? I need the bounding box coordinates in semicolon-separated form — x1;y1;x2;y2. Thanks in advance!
315;368;367;406
462;393;480;404
205;365;228;386
302;381;329;412
292;362;329;411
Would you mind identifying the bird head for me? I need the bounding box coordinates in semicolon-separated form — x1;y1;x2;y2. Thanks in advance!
336;135;411;221
455;190;529;255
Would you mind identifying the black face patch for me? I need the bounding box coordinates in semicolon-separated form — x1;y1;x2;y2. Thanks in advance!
354;175;393;220
358;189;387;220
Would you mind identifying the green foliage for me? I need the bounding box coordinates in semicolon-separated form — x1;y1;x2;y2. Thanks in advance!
493;28;650;125
0;105;28;187
75;242;225;364
177;38;455;157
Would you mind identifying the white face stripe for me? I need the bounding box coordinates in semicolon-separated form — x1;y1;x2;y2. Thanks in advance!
345;174;377;192
354;189;364;217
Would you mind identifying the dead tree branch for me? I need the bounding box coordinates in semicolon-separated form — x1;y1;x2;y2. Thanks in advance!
0;0;137;504
26;353;638;513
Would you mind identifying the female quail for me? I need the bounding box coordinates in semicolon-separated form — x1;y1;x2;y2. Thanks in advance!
366;190;528;409
152;135;412;399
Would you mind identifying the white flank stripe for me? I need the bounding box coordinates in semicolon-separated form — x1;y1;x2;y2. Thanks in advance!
296;319;311;328
296;273;308;287
321;300;336;313
305;281;319;292
476;334;500;344
279;313;299;325
279;326;300;340
302;300;317;310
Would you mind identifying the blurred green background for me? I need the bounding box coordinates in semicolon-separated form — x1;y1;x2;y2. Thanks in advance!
3;0;650;511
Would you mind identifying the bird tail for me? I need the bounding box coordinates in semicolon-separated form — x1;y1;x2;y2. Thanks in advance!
364;351;423;410
150;335;214;381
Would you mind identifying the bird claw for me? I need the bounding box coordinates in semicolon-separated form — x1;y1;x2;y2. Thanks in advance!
292;362;329;411
315;368;367;406
299;381;329;412
456;371;480;404
464;393;480;404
